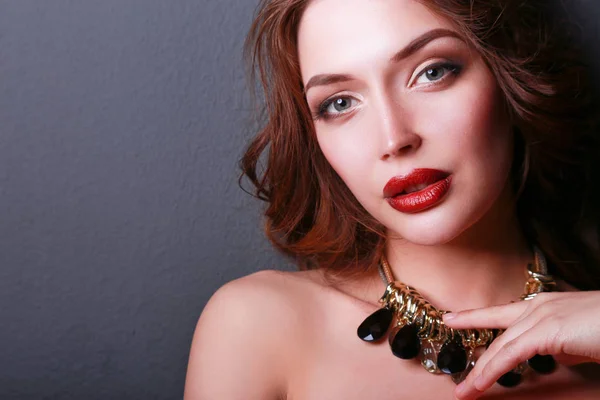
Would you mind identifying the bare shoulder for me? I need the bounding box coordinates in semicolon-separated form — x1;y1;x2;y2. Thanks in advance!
183;269;326;400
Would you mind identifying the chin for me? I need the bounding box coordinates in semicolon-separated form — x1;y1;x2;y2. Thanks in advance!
382;200;482;246
386;218;467;245
381;175;513;246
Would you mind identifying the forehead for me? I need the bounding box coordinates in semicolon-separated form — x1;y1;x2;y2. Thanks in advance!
297;0;456;80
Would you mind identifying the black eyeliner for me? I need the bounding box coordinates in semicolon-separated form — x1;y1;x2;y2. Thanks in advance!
314;61;463;121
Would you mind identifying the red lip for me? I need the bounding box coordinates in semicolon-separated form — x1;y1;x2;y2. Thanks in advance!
383;168;452;214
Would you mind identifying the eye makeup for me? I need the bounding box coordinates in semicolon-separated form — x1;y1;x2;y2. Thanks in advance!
311;61;463;122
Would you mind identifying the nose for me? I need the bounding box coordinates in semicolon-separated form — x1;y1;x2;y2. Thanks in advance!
378;103;422;161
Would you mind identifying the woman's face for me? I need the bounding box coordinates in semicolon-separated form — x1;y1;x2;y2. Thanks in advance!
297;0;514;245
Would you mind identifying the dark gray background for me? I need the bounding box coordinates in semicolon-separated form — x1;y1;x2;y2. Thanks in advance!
1;1;292;399
1;1;599;399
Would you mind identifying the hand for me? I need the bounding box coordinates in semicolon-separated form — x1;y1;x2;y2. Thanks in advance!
441;291;600;400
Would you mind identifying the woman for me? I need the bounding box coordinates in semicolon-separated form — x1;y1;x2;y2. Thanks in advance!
185;0;600;399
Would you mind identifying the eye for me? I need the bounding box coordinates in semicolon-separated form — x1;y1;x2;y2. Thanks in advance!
313;96;358;121
414;62;462;86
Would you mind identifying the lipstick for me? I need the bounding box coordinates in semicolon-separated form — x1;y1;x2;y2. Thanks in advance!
383;168;452;214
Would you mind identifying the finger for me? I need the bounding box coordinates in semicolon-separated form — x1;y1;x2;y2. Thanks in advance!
443;301;531;329
454;311;545;399
456;325;549;400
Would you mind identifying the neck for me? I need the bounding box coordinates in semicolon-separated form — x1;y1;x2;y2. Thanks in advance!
384;200;531;313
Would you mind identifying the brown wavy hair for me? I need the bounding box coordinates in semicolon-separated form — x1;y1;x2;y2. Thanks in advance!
239;0;600;290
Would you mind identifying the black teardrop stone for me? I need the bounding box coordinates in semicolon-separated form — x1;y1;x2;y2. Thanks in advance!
389;323;421;359
357;307;393;342
528;354;556;374
437;340;468;374
496;371;522;387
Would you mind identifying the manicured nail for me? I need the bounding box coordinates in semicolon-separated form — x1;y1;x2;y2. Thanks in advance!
444;312;457;320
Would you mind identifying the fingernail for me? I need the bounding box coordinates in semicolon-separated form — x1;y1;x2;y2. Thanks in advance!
444;312;457;320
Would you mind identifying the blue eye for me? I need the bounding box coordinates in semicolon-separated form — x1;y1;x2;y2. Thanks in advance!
415;62;462;85
312;62;462;122
330;97;352;112
314;96;357;121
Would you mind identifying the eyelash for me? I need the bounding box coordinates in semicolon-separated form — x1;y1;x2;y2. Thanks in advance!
312;62;463;122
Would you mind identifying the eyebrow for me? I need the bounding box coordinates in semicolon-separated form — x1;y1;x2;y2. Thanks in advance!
303;28;463;93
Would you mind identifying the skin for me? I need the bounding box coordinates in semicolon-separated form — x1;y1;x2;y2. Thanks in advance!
299;0;530;319
184;0;600;399
444;292;600;399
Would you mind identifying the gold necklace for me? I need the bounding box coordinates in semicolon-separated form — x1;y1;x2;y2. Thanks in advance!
357;246;559;387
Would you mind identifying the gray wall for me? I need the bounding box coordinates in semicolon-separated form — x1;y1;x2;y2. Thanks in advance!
1;1;292;399
1;1;599;399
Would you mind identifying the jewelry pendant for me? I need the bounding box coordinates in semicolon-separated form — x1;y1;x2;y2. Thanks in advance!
356;307;393;342
527;354;556;374
437;338;468;374
497;370;523;387
357;246;559;387
389;323;421;359
419;339;442;374
496;361;527;387
451;349;476;384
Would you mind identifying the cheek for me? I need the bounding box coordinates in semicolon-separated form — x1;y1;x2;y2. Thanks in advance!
426;69;512;176
438;71;514;211
462;87;513;180
316;125;377;196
